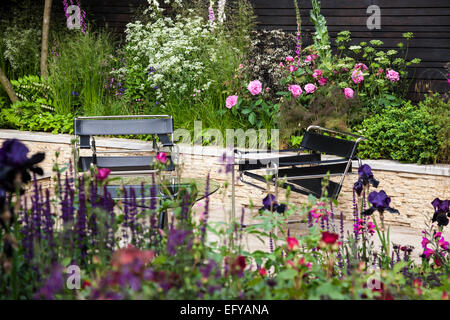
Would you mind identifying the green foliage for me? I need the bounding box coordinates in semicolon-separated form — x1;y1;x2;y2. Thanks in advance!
310;0;332;67
357;101;444;164
0;101;73;134
10;75;55;111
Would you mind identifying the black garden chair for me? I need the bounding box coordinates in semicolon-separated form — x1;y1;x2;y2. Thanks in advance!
74;115;179;228
235;125;366;201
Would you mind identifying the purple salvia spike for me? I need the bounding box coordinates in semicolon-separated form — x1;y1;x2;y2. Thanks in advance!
129;187;138;246
44;188;55;261
269;233;274;253
339;211;344;240
200;173;210;244
122;187;129;243
76;176;88;263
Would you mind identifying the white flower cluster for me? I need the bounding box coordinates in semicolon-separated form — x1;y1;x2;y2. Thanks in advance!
121;6;219;102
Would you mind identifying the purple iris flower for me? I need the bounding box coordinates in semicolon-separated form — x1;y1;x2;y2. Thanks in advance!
260;194;286;214
0;139;44;193
362;190;399;216
0;139;29;167
431;198;449;227
353;164;379;196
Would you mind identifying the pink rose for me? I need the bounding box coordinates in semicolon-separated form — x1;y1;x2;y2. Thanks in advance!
97;168;111;181
156;152;167;164
344;87;354;99
285;56;294;62
225;95;238;109
304;83;317;94
289;65;298;73
304;54;318;63
354;63;368;71
247;80;262;95
312;69;323;79
352;69;364;84
386;69;400;82
288;84;302;98
318;77;327;86
280;62;284;67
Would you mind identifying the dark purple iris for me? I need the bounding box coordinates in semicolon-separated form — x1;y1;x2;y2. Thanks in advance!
260;194;286;214
0;139;29;167
353;164;379;196
431;198;449;227
0;139;44;193
362;190;399;216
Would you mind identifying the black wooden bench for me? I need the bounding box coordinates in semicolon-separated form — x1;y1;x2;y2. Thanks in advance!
235;125;366;200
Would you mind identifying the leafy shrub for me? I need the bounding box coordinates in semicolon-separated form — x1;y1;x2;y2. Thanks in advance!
356;101;444;164
10;75;55;111
0;101;73;134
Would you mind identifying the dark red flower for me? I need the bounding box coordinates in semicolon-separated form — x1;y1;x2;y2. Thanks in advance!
321;231;339;245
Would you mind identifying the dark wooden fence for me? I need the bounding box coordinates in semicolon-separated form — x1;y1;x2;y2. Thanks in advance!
2;0;447;99
82;0;449;100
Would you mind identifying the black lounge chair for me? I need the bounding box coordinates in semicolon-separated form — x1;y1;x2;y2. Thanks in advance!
235;125;366;200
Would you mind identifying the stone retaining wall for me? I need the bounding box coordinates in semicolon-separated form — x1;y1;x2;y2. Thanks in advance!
1;129;448;230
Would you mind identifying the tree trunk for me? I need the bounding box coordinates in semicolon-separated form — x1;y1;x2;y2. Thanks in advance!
0;67;18;103
40;0;53;79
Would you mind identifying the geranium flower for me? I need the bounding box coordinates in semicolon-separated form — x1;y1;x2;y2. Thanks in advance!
344;87;354;99
156;152;167;164
304;83;316;94
288;84;302;98
431;198;449;227
321;231;339;245
362;190;399;216
287;237;299;250
225;95;238;109
386;69;400;82
96;168;111;181
247;80;262;95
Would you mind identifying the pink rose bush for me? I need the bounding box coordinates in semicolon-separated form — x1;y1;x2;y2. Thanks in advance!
344;88;354;99
312;69;323;79
247;80;262;95
351;69;364;84
304;83;317;94
385;69;400;83
318;77;327;86
226;95;238;109
288;84;302;98
156;152;167;164
96;168;111;181
285;56;294;62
